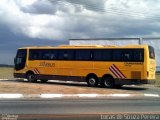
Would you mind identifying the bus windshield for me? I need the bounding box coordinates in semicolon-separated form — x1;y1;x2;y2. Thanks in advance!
14;49;27;70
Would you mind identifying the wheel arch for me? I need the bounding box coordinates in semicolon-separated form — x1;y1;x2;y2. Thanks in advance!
101;74;115;88
102;74;114;80
86;73;99;87
86;73;98;81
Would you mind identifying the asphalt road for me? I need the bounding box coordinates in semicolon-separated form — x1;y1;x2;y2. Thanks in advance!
0;79;160;119
0;98;160;114
0;98;160;119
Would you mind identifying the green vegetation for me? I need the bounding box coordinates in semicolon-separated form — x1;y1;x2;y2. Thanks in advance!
155;73;160;87
0;67;14;79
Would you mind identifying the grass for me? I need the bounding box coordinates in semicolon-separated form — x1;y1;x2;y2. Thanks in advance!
155;73;160;87
0;67;14;79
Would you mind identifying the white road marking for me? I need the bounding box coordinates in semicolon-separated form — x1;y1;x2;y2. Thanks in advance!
40;94;63;98
144;94;159;97
77;94;98;97
108;94;131;97
0;94;23;98
0;93;159;99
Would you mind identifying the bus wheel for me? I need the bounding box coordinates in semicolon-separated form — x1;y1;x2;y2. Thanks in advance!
41;79;48;83
27;72;37;83
86;75;98;87
101;76;115;88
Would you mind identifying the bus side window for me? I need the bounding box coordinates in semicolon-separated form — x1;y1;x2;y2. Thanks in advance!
42;50;51;60
149;46;155;59
113;49;123;61
50;50;57;60
134;49;144;62
93;49;112;61
75;50;92;61
58;50;74;60
123;50;133;62
29;50;41;60
33;52;39;60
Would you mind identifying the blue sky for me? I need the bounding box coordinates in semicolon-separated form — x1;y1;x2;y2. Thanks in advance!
0;0;160;64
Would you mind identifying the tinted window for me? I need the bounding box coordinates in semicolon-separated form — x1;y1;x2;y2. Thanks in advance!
29;49;58;60
58;50;74;60
113;49;144;62
123;50;133;62
93;49;112;61
149;46;155;59
41;50;57;60
29;49;41;60
113;49;123;61
50;50;58;60
41;50;50;60
15;49;27;70
28;48;144;62
15;49;27;64
133;49;144;62
16;49;27;58
75;49;92;60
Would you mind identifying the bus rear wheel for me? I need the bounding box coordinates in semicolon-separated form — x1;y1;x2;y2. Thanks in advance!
86;75;98;87
101;76;115;88
27;72;37;83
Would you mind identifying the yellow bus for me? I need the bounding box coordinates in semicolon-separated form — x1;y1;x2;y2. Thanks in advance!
14;44;156;88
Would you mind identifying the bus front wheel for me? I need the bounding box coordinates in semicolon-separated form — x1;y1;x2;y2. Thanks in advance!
101;76;115;88
86;75;98;87
27;72;37;83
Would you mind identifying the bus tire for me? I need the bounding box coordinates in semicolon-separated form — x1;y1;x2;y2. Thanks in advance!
26;72;37;83
101;75;115;88
86;74;99;87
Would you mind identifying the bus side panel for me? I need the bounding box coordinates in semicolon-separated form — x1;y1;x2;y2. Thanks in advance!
56;61;74;76
93;61;144;80
27;60;57;76
73;61;94;77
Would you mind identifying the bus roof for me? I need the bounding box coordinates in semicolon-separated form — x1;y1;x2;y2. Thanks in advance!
18;44;149;49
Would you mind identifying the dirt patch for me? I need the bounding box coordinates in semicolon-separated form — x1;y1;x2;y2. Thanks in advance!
0;80;143;94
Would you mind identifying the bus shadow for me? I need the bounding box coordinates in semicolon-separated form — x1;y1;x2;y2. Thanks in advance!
47;81;88;87
10;79;88;87
117;86;148;91
44;81;149;91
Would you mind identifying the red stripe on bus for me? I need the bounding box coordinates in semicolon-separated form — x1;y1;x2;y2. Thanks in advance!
109;67;121;78
35;68;40;74
110;66;123;79
33;70;38;74
111;65;124;79
113;64;126;78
